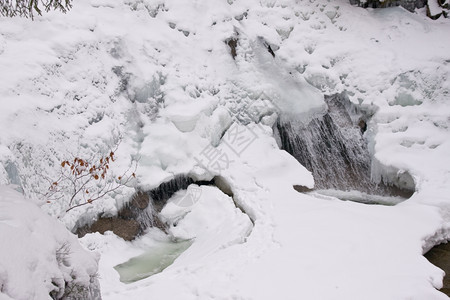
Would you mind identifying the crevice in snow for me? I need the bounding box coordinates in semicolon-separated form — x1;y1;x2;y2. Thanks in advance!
258;36;277;58
225;37;238;60
214;175;255;225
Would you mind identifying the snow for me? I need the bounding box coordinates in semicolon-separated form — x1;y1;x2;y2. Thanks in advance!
161;185;253;243
428;0;444;17
0;186;99;299
0;0;450;299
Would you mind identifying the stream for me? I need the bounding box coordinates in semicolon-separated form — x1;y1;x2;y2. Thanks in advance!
114;239;193;283
307;189;408;206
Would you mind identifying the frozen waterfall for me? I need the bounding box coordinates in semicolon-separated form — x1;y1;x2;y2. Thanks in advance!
276;93;414;198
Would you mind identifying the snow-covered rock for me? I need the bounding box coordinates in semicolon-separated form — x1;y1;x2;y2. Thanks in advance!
0;186;100;300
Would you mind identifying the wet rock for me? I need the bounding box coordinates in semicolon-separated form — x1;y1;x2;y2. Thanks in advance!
293;185;314;193
87;218;140;241
226;38;238;60
425;242;450;296
349;0;427;12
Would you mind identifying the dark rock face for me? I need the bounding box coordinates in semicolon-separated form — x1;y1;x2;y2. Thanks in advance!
148;175;194;212
276;93;414;197
425;242;450;296
83;217;141;241
349;0;427;12
293;185;314;193
226;38;238;60
76;191;155;241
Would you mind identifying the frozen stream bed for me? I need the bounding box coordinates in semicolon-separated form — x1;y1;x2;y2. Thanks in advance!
79;184;254;298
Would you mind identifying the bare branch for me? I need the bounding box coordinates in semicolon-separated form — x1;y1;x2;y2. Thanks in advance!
0;0;73;18
43;144;138;213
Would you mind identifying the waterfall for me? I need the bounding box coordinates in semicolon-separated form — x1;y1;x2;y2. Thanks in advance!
148;176;195;212
276;93;413;197
76;175;213;240
116;175;199;236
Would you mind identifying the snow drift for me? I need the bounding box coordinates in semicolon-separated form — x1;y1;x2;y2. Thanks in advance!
0;186;100;299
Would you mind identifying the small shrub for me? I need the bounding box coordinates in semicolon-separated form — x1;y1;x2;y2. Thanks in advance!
44;146;137;213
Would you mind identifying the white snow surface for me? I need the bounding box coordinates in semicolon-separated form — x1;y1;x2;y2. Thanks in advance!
0;186;99;299
1;0;450;299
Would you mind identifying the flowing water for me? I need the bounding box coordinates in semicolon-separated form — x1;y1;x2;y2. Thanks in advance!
277;93;414;200
114;240;193;283
307;189;406;206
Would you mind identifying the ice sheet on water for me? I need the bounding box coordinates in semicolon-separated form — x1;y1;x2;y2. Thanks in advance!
114;240;193;283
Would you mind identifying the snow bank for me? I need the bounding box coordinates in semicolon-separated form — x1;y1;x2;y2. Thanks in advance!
0;186;100;299
161;185;253;252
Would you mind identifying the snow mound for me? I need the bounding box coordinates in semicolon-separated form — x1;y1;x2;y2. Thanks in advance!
0;186;100;300
161;185;253;244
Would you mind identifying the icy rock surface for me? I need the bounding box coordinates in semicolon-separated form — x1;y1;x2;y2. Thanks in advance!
114;239;193;283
